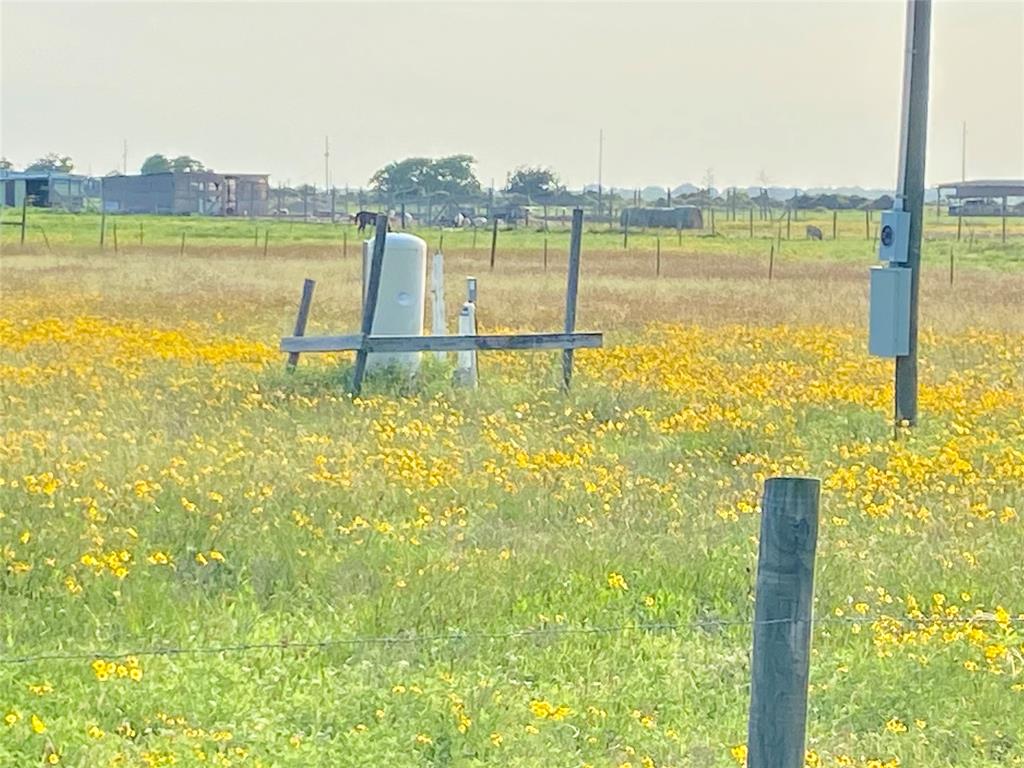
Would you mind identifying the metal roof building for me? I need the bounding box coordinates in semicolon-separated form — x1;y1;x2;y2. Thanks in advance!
101;171;270;216
1;170;88;211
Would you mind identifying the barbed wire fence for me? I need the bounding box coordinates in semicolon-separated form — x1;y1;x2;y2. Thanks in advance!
0;612;1017;667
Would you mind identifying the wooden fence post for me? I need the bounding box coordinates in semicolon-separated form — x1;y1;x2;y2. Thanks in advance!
179;231;186;256
343;228;348;258
768;243;775;281
351;214;389;395
489;216;499;270
865;210;870;240
786;210;791;240
949;246;954;286
286;278;317;372
562;208;584;391
139;221;144;245
20;194;27;246
747;476;820;768
99;205;106;248
543;237;548;271
37;226;51;252
832;210;838;240
623;210;629;250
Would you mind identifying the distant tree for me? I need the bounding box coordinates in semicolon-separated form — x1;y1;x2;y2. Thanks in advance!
370;155;480;197
170;155;206;173
26;153;74;173
141;154;172;174
505;166;562;197
0;157;13;171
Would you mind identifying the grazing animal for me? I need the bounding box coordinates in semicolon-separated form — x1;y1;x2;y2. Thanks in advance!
354;210;382;233
806;225;823;241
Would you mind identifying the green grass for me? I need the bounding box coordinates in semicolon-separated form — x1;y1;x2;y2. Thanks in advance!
3;208;1022;270
0;233;1022;767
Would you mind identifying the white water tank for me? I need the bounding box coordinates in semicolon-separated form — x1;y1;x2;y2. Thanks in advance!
362;232;427;372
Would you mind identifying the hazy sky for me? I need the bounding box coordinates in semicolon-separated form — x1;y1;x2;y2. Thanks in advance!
1;1;1021;190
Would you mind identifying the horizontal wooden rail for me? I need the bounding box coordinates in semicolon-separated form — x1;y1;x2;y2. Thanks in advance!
280;332;603;355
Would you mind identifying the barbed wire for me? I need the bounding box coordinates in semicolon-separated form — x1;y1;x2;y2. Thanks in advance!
1;612;1016;667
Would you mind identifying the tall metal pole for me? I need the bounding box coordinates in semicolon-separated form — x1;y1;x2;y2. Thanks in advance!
324;135;330;191
893;0;931;427
960;120;966;181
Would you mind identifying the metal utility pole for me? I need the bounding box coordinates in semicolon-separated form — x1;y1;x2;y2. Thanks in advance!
893;0;931;426
960;120;966;181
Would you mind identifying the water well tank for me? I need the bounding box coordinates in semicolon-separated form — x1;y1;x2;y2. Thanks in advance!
362;232;427;372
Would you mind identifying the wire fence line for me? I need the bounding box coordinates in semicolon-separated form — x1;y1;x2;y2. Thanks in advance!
1;613;1016;667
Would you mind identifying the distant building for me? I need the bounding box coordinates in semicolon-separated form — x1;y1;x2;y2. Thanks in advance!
620;206;703;229
101;171;270;216
939;179;1024;217
1;170;88;211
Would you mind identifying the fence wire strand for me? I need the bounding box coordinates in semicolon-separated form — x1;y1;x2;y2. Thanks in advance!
1;613;1016;667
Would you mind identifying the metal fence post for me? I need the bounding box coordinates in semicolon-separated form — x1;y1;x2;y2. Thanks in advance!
747;476;820;768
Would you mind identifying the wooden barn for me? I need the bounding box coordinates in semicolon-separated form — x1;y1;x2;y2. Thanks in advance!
102;171;270;216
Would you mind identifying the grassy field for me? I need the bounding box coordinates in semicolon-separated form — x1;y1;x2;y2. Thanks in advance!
1;221;1023;767
2;208;1023;270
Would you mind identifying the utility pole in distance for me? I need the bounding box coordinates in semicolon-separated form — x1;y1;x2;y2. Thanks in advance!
893;0;931;427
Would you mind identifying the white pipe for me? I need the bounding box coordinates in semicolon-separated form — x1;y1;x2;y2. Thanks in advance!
430;251;446;361
455;302;478;388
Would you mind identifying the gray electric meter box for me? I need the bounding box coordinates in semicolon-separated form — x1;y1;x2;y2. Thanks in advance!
868;266;911;357
878;209;910;264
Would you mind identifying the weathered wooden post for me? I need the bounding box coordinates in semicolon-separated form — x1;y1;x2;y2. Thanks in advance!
285;278;317;372
263;229;269;257
350;214;389;395
139;221;144;245
786;210;791;240
949;245;954;286
543;237;548;271
489;216;499;270
20;194;28;246
343;228;348;258
747;476;820;768
865;209;870;240
768;243;775;281
623;210;629;250
562;208;584;390
832;210;838;240
1002;195;1007;244
179;231;186;256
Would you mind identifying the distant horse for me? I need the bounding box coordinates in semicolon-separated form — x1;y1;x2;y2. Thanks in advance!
354;210;384;233
806;225;823;241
